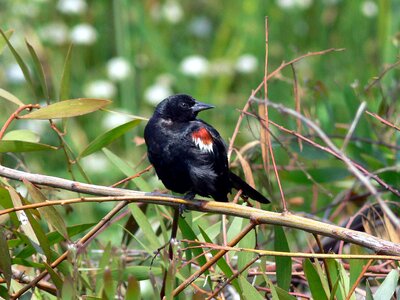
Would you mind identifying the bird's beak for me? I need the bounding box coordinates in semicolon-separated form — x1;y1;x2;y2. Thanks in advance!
192;101;215;113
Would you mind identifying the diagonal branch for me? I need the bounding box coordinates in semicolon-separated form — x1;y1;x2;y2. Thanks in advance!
1;164;400;256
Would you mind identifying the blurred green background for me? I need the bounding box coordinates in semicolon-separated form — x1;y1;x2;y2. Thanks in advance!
0;0;399;232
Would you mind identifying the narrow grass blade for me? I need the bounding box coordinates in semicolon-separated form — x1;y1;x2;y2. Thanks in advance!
79;119;141;158
274;225;292;291
0;88;24;106
23;179;68;239
303;259;328;300
0;228;12;288
373;269;399;300
26;40;49;99
0;29;37;98
59;44;73;101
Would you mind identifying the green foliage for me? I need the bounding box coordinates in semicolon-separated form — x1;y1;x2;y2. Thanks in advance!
0;1;399;299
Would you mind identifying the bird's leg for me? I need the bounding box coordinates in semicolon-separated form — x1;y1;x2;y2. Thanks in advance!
180;191;196;215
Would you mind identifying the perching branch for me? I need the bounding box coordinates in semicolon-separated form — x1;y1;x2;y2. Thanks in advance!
1;164;400;256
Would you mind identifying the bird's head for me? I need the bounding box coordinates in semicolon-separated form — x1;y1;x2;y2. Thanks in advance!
154;94;214;122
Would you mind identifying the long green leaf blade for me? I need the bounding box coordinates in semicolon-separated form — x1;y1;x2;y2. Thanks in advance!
0;29;37;98
23;179;68;239
79;119;141;158
26;40;49;99
0;140;57;152
20;98;111;119
274;225;292;291
0;88;24;106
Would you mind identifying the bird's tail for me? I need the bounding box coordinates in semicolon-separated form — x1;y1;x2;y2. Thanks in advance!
229;172;270;204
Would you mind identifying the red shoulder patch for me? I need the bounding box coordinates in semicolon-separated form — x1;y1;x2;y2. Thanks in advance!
192;127;213;144
192;127;214;153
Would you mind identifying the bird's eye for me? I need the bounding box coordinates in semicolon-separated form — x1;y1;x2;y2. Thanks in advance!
180;102;189;109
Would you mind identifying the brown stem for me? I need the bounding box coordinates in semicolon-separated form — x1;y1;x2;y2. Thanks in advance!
172;222;256;296
0;104;41;140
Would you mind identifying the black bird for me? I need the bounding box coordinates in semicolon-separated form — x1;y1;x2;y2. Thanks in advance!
144;94;270;204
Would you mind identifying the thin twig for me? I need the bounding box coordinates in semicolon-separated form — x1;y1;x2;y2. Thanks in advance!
345;259;374;300
172;222;256;296
207;255;261;299
364;60;400;92
181;240;400;260
241;110;400;197
253;98;399;228
341;101;367;151
11;201;129;299
0;104;41;140
111;164;153;187
366;110;400;132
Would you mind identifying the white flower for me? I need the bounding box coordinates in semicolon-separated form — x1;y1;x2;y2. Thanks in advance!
276;0;296;9
84;80;116;98
144;83;172;106
39;22;69;45
102;111;132;130
162;0;183;24
361;1;378;18
277;0;313;9
189;16;212;38
180;55;209;77
6;63;26;84
57;0;87;15
81;153;109;174
297;0;313;8
235;54;258;74
70;23;97;45
107;57;132;81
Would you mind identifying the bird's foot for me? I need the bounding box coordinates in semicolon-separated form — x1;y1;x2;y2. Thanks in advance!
179;192;196;216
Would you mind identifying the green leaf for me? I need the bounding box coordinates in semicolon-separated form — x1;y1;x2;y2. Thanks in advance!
110;265;163;281
79;119;141;158
62;277;75;300
275;286;297;300
179;217;208;275
129;204;161;250
59;44;73;101
0;140;57;152
237;219;255;277
274;226;292;291
13;223;95;258
125;276;140;300
0;228;12;288
281;167;349;184
26;40;49;99
0;29;13;54
23;179;68;239
7;186;46;258
20;98;111;119
373;269;399;300
0;29;37;98
102;148;151;191
198;225;242;292
3;129;40;143
0;187;19;226
44;262;63;290
96;243;112;294
365;280;373;300
349;245;368;287
238;275;264;300
303;259;328;300
103;267;115;300
0;88;24;106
